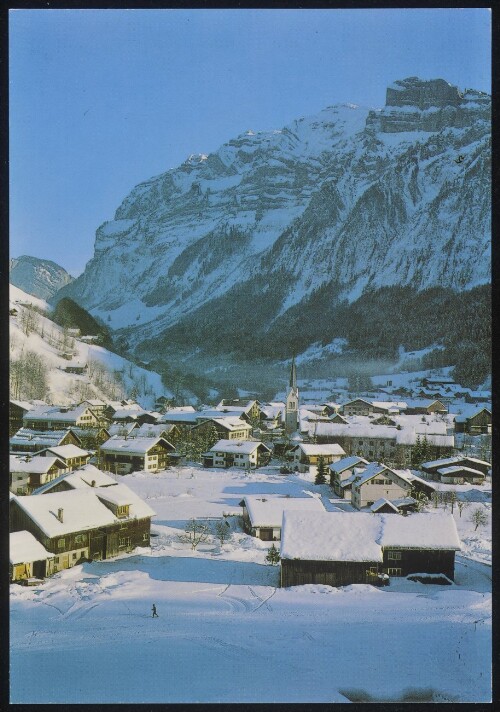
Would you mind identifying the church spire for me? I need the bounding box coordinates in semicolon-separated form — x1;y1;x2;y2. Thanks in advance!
289;356;297;390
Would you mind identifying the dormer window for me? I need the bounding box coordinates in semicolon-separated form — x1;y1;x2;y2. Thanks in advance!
116;504;130;518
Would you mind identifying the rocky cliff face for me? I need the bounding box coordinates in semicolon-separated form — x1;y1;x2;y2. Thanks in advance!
55;77;490;365
10;255;74;300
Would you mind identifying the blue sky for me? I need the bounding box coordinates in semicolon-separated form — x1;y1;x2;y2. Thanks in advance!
9;8;491;276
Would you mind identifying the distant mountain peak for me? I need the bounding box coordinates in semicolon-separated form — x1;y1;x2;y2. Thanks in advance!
10;255;74;301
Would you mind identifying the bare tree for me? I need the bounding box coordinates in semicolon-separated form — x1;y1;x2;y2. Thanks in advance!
469;507;488;532
457;500;469;518
214;518;231;546
179;519;211;550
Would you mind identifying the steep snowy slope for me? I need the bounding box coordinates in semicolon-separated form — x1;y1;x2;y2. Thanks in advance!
10;255;74;300
54;78;490;363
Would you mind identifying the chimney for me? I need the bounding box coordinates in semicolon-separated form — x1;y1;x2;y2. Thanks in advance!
57;508;64;523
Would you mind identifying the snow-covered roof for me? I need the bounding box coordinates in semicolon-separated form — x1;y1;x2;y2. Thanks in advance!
100;435;171;455
422;455;491;470
201;417;252;431
293;443;346;456
329;456;369;474
243;495;325;528
42;445;90;459
280;511;461;562
10;455;65;474
36;465;118;493
371;401;408;410
95;483;156;518
13;490;118;537
353;463;412;488
14;486;155;538
210;439;270;455
106;423;138;437
23;404;95;422
437;466;485;477
10;428;80;447
10;531;54;564
370;498;399;513
162;406;196;413
159;412;200;424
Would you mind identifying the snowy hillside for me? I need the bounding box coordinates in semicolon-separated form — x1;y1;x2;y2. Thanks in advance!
10;255;74;300
9;284;168;408
54;77;490;368
10;463;491;703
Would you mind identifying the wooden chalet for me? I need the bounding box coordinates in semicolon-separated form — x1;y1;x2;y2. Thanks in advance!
192;417;252;441
9;486;155;571
290;443;346;473
23;404;100;431
280;511;460;588
10;455;68;495
9;400;34;436
10;427;82;454
240;494;325;541
454;408;492;435
38;444;91;471
421;456;491;481
99;435;175;474
10;531;55;582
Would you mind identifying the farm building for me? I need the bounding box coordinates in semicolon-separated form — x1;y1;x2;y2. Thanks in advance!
280;511;460;588
10;530;55;582
240;494;325;540
454;408;491;435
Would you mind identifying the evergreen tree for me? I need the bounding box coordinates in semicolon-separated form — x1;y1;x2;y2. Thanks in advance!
315;456;327;485
265;543;280;565
411;435;423;466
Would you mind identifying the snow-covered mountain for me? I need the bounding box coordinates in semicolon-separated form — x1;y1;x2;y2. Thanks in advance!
10;255;74;300
54;77;490;366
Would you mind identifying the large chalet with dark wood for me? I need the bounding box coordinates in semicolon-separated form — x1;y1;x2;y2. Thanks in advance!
454;408;492;435
10;485;155;571
280;511;460;588
23;404;101;431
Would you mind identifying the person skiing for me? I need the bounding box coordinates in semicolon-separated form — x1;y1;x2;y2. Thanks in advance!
152;603;158;618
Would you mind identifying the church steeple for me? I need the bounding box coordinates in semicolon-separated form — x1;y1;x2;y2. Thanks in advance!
285;356;299;434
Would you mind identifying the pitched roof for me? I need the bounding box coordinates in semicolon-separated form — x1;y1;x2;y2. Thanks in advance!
293;443;346;456
210;439;270;455
100;435;173;455
243;495;324;528
10;455;66;474
354;463;412;488
10;531;54;564
23;404;95;422
42;445;90;459
280;511;461;562
32;465;117;494
329;456;369;474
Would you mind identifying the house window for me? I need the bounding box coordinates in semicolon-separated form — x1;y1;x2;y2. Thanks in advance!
57;538;65;549
75;534;84;543
142;532;149;541
387;551;402;560
119;537;132;547
387;567;402;576
72;553;77;559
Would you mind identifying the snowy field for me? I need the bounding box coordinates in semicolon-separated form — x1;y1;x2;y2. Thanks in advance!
10;465;491;703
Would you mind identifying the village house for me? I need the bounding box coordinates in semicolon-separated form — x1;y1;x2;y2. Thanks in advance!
32;464;118;495
9;486;155;571
9;399;36;436
240;494;325;541
350;463;413;510
10;427;83;454
280;511;461;588
370;497;418;514
289;443;347;473
79;399;109;417
99;435;175;474
23;404;101;431
421;456;491;482
329;456;370;498
340;398;375;417
203;439;272;469
454;408;492;435
10;454;68;495
434;465;486;485
10;530;55;583
131;422;181;441
68;425;111;449
62;361;87;375
192;416;253;441
216;399;261;422
404;399;448;415
38;444;91;472
258;403;284;430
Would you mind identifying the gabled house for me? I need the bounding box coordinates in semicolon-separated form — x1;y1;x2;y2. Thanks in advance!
9;486;155;571
23;404;100;431
421;456;491;480
289;443;346;473
203;439;272;469
99;435;175;474
341;398;375;416
32;464;118;494
10;531;55;582
351;463;413;510
37;445;91;472
216;399;261;421
329;456;370;498
192;417;252;441
435;465;485;485
280;511;461;587
9;399;34;436
10;427;82;454
240;494;325;541
10;455;68;495
454;408;492;435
